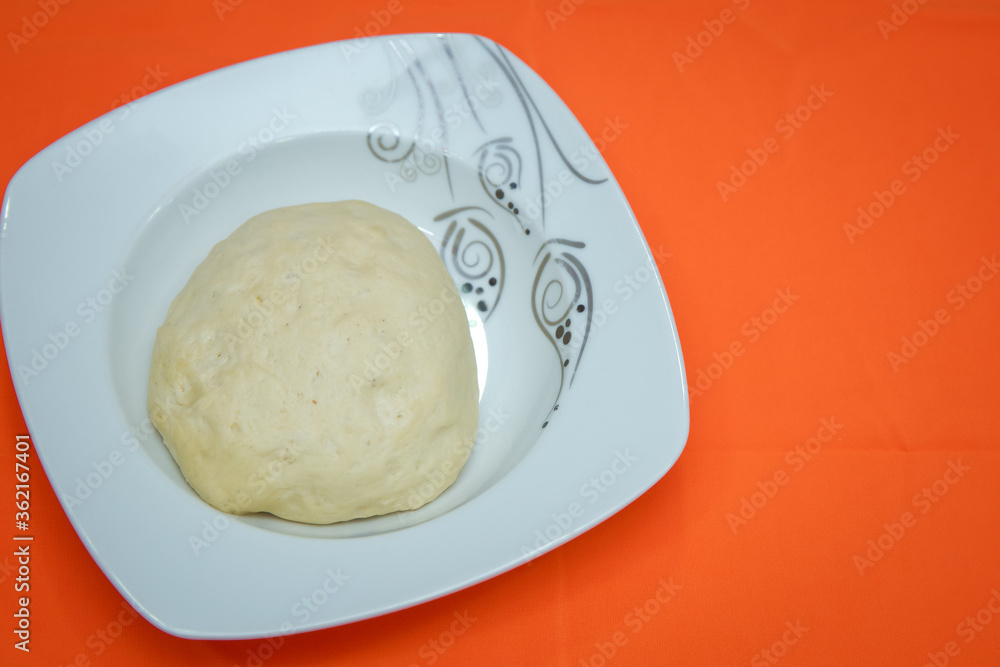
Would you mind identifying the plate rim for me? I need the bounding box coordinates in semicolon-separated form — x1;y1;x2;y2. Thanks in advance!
0;31;689;639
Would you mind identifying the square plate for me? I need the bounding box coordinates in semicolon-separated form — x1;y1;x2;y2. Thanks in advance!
0;33;688;639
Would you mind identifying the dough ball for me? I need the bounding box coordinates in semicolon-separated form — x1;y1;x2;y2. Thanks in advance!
148;201;478;524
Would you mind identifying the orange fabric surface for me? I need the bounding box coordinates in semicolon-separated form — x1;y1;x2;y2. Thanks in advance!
2;0;1000;665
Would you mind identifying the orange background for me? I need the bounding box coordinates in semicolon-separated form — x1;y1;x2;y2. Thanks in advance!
3;0;1000;665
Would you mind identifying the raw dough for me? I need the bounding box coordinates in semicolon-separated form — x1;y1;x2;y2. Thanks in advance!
148;201;478;524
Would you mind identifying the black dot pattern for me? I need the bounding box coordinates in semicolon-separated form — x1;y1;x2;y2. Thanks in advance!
494;183;520;216
540;295;588;429
457;244;503;318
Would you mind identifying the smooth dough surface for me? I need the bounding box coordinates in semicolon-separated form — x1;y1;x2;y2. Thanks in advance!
148;201;478;524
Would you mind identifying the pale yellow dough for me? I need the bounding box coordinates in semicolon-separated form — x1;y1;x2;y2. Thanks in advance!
148;201;478;524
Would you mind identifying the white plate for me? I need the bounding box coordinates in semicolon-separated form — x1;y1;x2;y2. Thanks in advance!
0;33;688;639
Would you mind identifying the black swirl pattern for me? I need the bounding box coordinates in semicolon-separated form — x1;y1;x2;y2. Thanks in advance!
360;36;610;429
365;39;454;191
531;239;593;426
367;121;415;164
474;138;525;231
433;207;506;321
473;36;608;230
